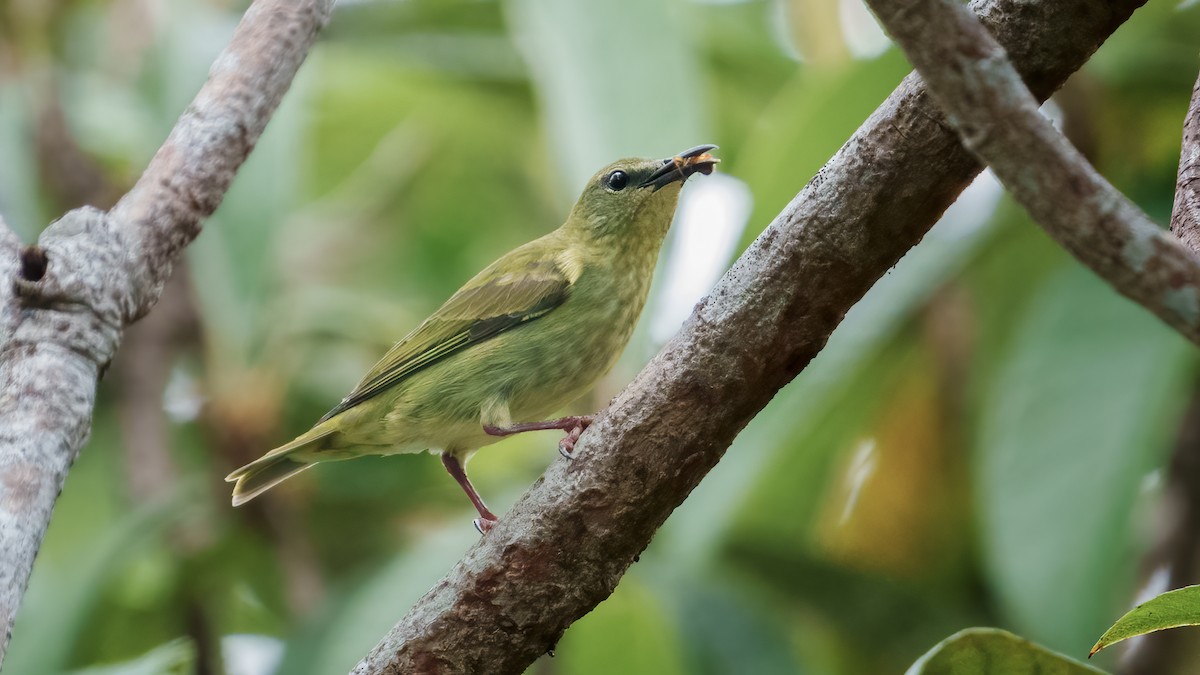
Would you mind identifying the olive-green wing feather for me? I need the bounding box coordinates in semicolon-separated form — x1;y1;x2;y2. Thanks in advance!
319;249;572;422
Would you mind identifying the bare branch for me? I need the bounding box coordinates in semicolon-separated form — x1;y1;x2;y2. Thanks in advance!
865;0;1200;346
0;0;332;665
111;0;330;320
1120;66;1200;675
351;1;1147;673
1173;71;1200;254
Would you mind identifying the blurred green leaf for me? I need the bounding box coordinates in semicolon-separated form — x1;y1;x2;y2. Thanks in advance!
0;83;45;238
506;0;707;191
907;628;1107;675
662;572;804;674
6;439;196;674
8;0;1200;673
976;265;1194;655
727;542;980;672
555;578;687;675
67;640;193;675
277;527;479;675
325;0;509;42
733;49;911;246
1090;585;1200;657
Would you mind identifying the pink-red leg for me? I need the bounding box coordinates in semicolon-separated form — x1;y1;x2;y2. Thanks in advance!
557;423;587;458
483;415;594;458
441;453;497;534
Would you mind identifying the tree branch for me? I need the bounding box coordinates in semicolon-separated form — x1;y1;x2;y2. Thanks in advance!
0;0;332;665
1173;71;1200;253
352;1;1146;672
865;0;1200;347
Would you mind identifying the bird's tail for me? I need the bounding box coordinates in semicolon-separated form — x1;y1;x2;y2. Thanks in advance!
225;427;334;506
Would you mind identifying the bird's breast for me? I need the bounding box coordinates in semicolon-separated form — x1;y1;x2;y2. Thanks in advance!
504;255;656;419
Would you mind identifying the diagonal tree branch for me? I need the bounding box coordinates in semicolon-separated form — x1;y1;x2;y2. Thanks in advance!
0;0;332;666
864;0;1200;347
352;1;1146;673
1172;71;1200;253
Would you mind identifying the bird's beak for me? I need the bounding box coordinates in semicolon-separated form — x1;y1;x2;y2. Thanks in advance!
640;144;720;190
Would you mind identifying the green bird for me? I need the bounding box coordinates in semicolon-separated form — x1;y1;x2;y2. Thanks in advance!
226;144;719;532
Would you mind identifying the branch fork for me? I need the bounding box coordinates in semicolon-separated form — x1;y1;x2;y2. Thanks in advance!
0;1;333;666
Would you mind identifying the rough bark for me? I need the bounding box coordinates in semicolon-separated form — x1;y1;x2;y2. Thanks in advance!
351;1;1147;673
1172;72;1200;253
0;0;332;666
865;0;1200;346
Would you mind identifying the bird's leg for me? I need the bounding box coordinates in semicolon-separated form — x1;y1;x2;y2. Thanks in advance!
483;415;594;459
483;415;593;436
441;453;498;534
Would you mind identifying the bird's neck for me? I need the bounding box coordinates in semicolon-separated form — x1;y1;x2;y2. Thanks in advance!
553;233;664;323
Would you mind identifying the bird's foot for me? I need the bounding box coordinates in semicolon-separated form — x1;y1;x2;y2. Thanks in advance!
473;516;499;535
558;421;591;459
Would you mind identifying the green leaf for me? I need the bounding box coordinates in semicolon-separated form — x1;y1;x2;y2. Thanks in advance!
66;640;193;675
5;465;196;674
555;578;687;675
1091;585;1200;657
907;628;1108;675
975;265;1194;654
0;83;45;238
506;0;707;191
641;564;803;675
734;49;912;248
278;527;482;675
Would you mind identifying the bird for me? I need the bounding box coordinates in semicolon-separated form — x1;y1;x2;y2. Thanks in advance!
226;144;719;533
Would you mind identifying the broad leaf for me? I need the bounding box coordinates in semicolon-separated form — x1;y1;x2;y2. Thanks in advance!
506;0;706;191
976;265;1193;653
67;640;193;675
1091;585;1200;657
908;628;1107;675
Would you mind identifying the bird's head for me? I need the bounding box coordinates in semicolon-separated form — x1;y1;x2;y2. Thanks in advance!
567;144;719;242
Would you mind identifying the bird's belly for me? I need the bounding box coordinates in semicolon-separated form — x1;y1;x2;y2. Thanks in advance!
339;284;644;454
507;300;638;419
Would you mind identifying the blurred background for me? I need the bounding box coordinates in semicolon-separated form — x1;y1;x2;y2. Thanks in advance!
2;0;1200;673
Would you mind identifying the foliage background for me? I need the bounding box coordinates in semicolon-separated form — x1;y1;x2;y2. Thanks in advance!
1;0;1200;673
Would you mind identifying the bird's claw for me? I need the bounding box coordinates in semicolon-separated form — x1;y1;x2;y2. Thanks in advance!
473;517;498;535
558;423;586;459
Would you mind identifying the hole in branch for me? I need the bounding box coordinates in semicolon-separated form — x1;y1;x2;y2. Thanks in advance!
20;246;47;282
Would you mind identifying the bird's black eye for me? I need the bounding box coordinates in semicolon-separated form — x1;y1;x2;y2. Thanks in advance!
605;170;628;191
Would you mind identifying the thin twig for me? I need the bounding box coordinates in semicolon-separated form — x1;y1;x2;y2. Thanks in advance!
0;0;332;665
351;0;1147;672
864;0;1200;346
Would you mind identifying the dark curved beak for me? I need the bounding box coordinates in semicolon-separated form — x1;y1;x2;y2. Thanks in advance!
640;144;720;190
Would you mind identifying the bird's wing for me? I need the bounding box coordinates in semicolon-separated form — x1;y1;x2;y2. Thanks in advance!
319;248;572;422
